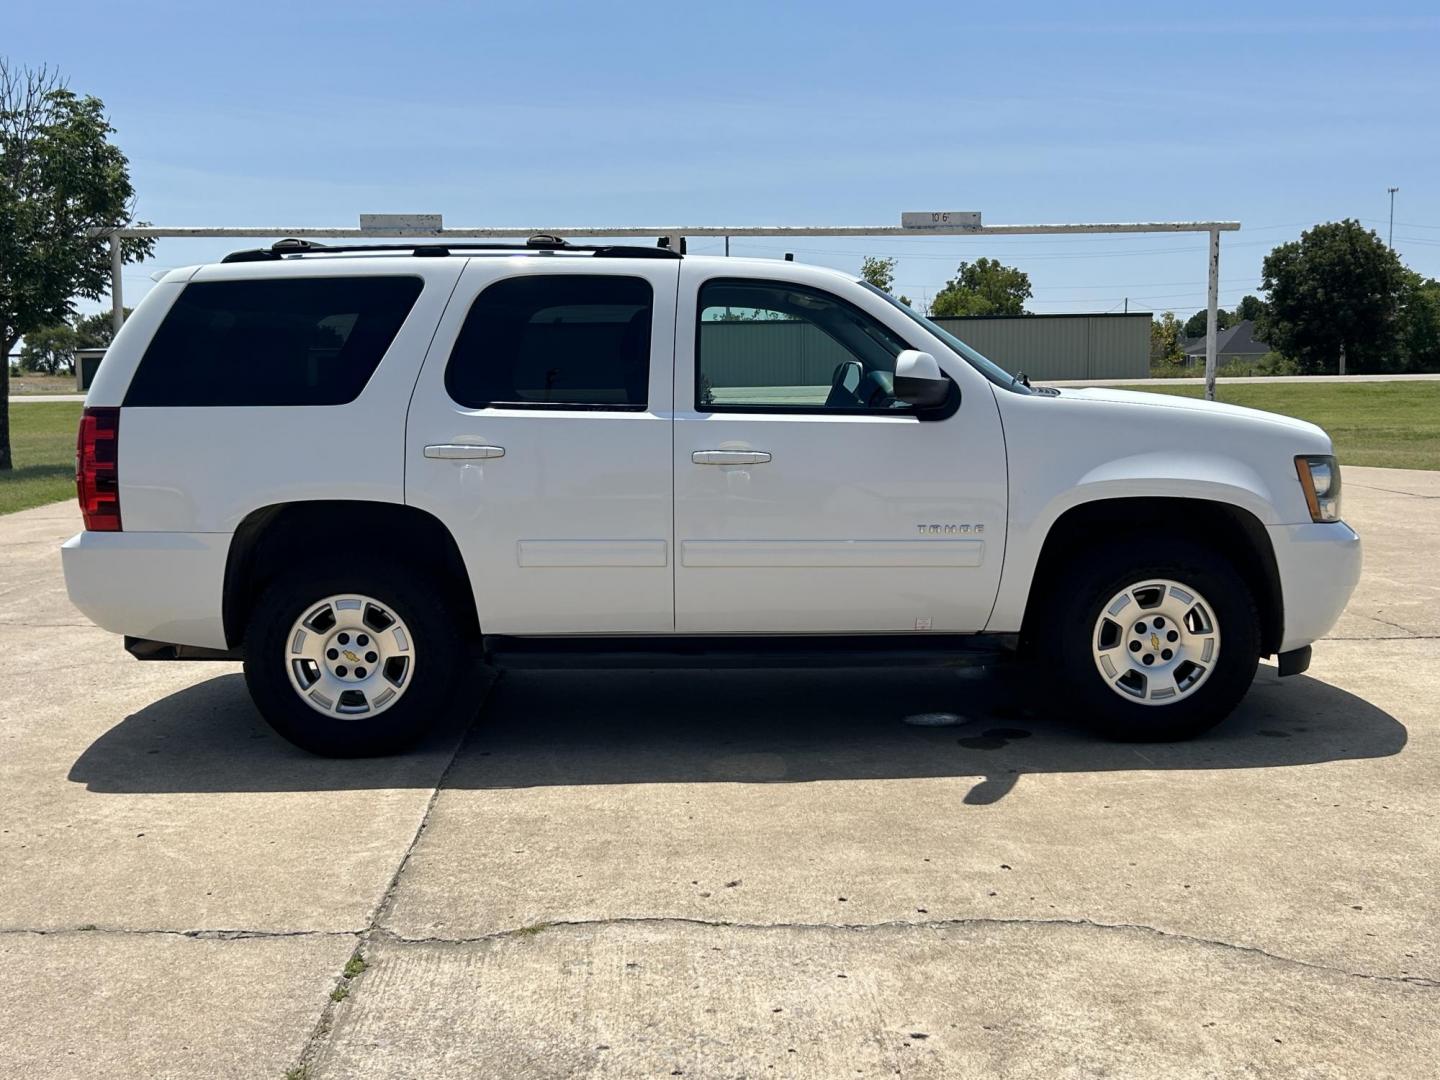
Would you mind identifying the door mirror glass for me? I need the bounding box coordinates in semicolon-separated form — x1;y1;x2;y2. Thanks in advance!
893;350;949;407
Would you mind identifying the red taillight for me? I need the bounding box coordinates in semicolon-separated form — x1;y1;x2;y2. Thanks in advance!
76;407;121;531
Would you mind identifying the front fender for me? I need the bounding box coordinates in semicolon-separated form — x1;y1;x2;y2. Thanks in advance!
985;453;1284;634
1065;451;1280;527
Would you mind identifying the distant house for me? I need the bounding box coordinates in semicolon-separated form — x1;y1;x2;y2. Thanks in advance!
1182;319;1269;367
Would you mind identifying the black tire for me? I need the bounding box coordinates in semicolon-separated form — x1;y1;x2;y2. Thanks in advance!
1047;538;1260;741
243;561;464;756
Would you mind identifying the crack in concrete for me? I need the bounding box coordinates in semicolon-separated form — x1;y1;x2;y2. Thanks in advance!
8;911;1430;993
1350;483;1440;500
1350;612;1426;637
287;669;503;1078
372;915;1438;990
0;926;359;941
1324;634;1440;641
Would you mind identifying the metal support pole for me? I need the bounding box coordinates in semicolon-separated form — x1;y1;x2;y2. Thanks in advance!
109;234;125;334
1204;228;1220;402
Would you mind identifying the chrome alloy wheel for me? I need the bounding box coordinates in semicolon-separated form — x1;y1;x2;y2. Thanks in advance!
1091;579;1220;706
285;594;415;718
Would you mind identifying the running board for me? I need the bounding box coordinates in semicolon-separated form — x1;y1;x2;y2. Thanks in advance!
483;633;1013;671
126;636;244;662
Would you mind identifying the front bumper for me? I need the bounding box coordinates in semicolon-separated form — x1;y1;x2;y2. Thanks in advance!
1266;520;1362;653
61;530;231;651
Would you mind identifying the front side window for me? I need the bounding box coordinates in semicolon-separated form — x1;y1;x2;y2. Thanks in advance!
125;276;424;407
696;279;914;412
446;275;653;410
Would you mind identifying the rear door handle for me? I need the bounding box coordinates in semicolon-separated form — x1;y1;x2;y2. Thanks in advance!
424;444;506;460
692;450;772;465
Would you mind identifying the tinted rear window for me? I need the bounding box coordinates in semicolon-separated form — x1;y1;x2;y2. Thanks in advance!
125;277;424;407
445;275;653;410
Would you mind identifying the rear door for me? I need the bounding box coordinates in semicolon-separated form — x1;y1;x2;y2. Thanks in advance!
406;257;680;634
671;263;1008;634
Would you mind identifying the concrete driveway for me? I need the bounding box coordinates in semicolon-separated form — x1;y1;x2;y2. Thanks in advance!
1;468;1435;1079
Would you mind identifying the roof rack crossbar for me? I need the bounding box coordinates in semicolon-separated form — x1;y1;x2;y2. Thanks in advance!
220;236;682;263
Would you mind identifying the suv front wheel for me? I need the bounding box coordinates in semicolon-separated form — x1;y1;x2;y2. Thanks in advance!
1049;540;1260;741
243;563;463;756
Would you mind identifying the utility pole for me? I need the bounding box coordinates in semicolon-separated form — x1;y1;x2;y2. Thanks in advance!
1387;187;1399;248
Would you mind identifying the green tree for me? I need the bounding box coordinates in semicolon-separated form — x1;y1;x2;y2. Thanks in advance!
858;255;911;306
1182;308;1233;338
860;255;896;293
19;322;78;374
1258;220;1405;375
0;62;153;468
74;309;127;349
1150;311;1185;368
1398;273;1440;372
929;258;1031;317
17;306;130;375
1233;294;1266;324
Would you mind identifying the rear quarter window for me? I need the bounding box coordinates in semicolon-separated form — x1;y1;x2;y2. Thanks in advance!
124;276;424;407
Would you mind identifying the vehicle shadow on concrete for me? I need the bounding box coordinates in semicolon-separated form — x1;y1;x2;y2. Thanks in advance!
70;663;1407;803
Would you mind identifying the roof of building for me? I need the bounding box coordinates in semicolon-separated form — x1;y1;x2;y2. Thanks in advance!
1183;319;1268;357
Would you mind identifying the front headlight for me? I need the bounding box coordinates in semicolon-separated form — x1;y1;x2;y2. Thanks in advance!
1295;455;1341;522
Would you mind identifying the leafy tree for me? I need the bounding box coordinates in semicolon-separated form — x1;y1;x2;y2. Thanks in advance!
0;62;153;468
859;255;911;306
1183;308;1233;338
860;255;896;293
1258;220;1405;374
1150;311;1185;368
19;322;78;374
18;306;130;374
1233;294;1266;324
1182;295;1266;339
1398;273;1440;372
74;309;127;349
929;258;1031;317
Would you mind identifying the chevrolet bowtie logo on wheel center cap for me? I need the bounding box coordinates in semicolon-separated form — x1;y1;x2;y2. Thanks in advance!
1150;633;1161;651
342;649;360;663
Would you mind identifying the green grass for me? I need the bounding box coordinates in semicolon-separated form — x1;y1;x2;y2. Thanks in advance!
1116;382;1440;471
0;401;83;514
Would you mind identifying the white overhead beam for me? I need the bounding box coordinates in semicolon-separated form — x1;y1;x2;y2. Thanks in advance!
90;221;1239;239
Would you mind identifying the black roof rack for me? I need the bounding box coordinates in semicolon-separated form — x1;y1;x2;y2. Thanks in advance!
221;234;683;263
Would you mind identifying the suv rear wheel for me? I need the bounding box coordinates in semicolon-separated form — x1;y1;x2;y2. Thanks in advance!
1048;539;1260;741
243;563;463;756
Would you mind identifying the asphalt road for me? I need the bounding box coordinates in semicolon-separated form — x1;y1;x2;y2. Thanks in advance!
0;469;1435;1078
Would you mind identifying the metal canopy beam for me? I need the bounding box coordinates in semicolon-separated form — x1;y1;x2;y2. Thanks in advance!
95;221;1238;239
92;220;1239;400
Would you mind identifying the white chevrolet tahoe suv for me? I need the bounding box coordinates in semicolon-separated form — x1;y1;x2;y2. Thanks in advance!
63;236;1361;756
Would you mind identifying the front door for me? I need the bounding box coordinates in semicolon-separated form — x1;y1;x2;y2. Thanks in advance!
406;257;680;634
672;265;1008;634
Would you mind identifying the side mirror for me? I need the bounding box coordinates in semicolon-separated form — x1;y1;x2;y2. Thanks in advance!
894;350;950;408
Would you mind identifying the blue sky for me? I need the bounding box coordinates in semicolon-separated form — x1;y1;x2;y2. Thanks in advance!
6;0;1439;319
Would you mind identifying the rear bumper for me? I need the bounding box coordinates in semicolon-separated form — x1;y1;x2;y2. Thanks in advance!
61;530;231;651
1267;520;1362;653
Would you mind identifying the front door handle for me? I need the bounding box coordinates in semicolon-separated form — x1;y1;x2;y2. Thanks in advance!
692;450;772;465
424;444;506;460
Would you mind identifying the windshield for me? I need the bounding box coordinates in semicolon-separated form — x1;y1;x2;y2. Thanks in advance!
857;280;1033;394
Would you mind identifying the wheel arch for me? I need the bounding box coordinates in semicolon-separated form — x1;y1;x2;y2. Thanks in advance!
222;500;480;648
1017;496;1283;657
